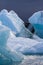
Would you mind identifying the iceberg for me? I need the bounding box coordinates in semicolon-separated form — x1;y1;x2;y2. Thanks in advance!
9;10;33;38
0;9;33;38
0;9;18;34
0;9;43;57
28;11;43;38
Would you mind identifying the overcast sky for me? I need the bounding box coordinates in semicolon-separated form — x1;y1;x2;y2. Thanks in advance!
0;0;43;22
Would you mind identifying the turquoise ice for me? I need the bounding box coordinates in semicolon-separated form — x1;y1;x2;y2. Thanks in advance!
0;24;10;46
29;11;43;38
0;9;32;38
0;9;18;34
9;10;32;37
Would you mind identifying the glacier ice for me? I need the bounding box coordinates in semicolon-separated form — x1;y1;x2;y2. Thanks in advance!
28;11;43;38
0;9;33;38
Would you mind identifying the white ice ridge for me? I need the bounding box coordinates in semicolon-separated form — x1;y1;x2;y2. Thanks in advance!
7;36;43;54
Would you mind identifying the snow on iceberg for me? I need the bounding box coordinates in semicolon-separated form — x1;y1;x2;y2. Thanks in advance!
28;11;43;38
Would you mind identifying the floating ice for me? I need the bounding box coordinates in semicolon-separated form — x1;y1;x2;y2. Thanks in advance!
29;11;43;38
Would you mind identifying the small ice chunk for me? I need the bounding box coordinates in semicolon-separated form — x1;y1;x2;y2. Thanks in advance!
28;11;43;38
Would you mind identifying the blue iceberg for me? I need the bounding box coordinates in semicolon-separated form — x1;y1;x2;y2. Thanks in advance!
0;9;18;34
0;9;43;64
0;9;33;38
29;11;43;38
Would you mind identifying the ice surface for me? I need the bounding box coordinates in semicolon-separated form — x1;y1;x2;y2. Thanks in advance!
0;10;18;34
0;9;33;38
7;36;43;55
9;10;33;38
0;21;2;25
0;46;23;65
0;24;10;46
33;34;43;42
28;11;43;38
0;24;24;64
0;9;43;63
1;9;8;14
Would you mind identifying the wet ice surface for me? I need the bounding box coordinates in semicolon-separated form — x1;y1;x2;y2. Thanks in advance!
20;55;43;65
